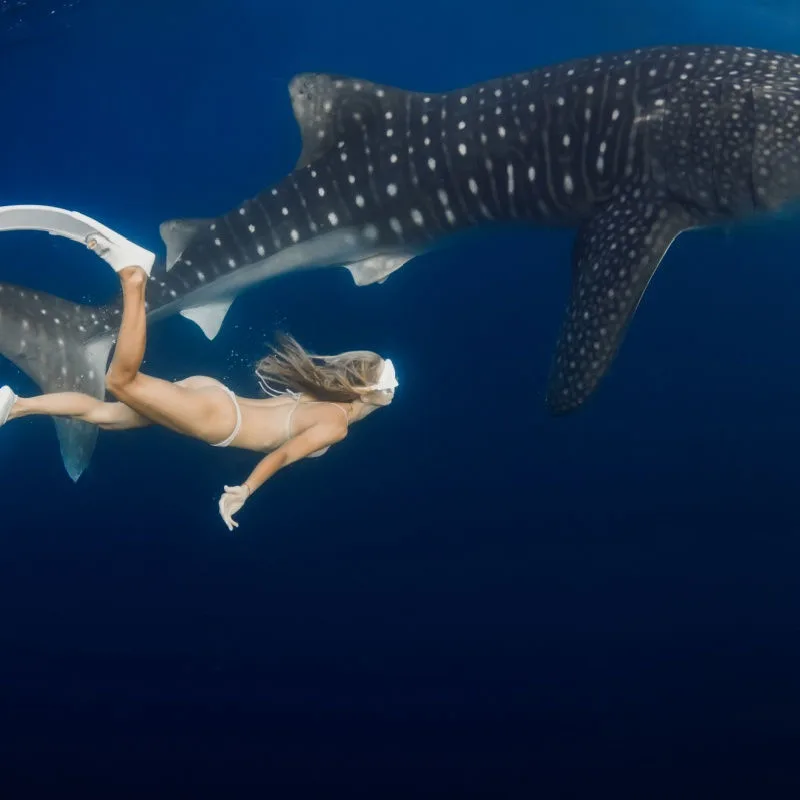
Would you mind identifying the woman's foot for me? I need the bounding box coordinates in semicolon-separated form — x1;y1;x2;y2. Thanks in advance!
118;265;148;287
0;386;17;427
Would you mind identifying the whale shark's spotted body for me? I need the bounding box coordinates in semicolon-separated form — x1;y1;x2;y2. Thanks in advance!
3;44;800;478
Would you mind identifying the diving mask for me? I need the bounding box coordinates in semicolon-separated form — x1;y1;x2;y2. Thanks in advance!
369;358;398;392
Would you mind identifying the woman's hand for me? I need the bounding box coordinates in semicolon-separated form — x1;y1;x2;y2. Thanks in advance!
218;484;251;531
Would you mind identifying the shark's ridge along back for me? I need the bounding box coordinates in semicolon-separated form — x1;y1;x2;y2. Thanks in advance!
4;44;800;478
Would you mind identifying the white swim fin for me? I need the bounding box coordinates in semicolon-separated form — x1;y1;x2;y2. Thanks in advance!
0;386;17;427
0;204;156;276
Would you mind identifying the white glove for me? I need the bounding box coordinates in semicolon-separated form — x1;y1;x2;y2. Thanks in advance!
218;484;251;531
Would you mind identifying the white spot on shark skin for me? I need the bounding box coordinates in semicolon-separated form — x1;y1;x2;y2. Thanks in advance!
390;217;403;234
215;238;221;246
387;183;398;197
428;157;436;170
507;164;515;195
318;187;326;197
564;174;574;194
290;229;300;242
355;194;365;207
239;208;246;215
459;143;468;156
248;224;255;233
281;207;289;216
257;245;266;256
528;166;536;182
460;95;468;104
469;178;479;195
328;212;339;226
411;209;424;226
363;224;379;241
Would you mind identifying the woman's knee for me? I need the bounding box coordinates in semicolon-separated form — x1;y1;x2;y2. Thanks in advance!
105;367;129;396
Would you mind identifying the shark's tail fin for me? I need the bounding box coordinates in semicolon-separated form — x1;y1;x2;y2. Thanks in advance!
0;281;118;481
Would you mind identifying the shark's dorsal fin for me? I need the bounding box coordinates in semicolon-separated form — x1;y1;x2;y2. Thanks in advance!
288;72;385;170
179;298;234;340
344;253;415;286
159;218;212;271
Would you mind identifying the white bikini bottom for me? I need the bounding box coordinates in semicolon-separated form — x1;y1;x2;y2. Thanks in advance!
211;386;243;448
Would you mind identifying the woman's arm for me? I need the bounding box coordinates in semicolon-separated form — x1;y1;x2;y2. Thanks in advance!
242;422;347;495
218;421;348;531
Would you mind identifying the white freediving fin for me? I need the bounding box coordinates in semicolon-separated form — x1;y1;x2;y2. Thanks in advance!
179;298;234;340
160;218;211;271
0;204;156;275
344;253;414;286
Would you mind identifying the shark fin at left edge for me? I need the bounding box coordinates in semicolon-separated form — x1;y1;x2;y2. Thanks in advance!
546;189;697;415
179;298;235;340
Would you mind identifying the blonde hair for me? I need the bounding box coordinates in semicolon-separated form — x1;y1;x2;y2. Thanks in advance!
255;333;385;403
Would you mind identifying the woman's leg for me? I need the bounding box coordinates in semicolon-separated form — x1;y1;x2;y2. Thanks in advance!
8;392;150;431
104;267;238;443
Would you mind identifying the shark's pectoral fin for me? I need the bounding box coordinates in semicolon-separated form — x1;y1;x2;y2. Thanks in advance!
179;298;234;340
546;191;696;414
159;217;212;271
344;253;415;286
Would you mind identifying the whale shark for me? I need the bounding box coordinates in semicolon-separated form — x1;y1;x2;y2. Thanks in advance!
2;43;800;480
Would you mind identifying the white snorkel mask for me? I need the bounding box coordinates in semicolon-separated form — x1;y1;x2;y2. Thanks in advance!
367;358;399;393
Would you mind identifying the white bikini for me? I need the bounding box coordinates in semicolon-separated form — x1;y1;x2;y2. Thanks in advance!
211;386;243;448
211;389;347;455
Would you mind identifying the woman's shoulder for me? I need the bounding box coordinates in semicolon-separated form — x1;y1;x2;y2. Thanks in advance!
305;401;350;430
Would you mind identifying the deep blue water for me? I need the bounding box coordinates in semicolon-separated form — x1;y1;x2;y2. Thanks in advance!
2;0;800;795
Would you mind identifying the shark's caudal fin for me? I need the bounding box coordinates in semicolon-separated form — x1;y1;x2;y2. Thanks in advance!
0;282;116;481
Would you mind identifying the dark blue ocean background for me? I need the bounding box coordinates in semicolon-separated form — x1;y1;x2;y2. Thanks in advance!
3;0;800;795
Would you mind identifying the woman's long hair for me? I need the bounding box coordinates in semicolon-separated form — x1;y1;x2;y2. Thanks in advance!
255;333;384;403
